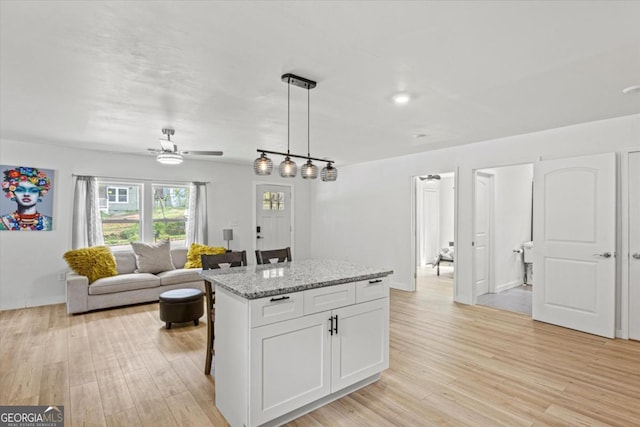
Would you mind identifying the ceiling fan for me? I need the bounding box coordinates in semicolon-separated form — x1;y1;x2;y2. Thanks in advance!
148;128;223;165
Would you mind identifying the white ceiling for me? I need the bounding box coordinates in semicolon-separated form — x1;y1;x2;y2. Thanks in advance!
1;1;639;166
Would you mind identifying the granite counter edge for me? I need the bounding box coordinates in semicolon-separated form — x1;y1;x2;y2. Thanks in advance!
212;270;393;300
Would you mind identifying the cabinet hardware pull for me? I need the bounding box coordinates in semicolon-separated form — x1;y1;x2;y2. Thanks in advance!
329;316;334;336
270;295;290;302
369;279;382;284
334;315;339;334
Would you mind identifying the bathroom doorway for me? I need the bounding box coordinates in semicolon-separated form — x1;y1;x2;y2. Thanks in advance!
473;163;534;315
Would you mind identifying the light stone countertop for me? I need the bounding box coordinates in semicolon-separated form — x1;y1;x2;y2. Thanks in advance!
199;259;393;300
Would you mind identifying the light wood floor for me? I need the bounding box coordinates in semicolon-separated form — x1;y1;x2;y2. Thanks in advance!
1;275;639;426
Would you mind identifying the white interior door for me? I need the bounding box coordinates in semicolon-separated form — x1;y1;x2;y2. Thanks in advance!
474;172;493;296
256;184;291;251
533;153;616;338
421;188;440;266
629;152;640;341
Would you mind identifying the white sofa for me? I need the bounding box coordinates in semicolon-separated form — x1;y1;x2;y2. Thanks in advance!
66;247;204;314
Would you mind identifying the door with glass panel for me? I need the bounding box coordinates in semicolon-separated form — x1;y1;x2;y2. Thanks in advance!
256;184;291;251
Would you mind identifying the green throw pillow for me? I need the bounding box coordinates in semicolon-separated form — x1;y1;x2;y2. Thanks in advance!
184;243;227;268
63;246;118;283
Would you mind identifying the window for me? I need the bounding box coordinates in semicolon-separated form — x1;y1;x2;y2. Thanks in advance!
262;191;284;211
107;186;129;203
98;181;191;249
100;183;141;248
152;185;190;246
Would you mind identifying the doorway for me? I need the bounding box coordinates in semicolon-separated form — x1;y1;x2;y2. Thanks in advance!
414;172;456;298
473;164;534;315
625;150;640;340
254;183;292;255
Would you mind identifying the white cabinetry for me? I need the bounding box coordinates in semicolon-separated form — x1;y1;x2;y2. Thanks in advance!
216;277;389;427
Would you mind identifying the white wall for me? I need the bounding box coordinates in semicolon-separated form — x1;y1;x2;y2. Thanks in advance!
310;113;640;329
0;139;312;310
481;164;533;292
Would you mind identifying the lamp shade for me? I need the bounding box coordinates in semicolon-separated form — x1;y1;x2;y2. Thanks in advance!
253;153;273;175
321;163;338;182
279;156;297;177
223;229;233;241
301;160;318;179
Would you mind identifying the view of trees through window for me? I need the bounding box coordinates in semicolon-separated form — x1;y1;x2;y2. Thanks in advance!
152;185;189;245
99;182;190;247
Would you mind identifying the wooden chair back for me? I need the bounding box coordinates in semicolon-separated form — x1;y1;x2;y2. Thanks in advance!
201;250;247;375
255;247;292;265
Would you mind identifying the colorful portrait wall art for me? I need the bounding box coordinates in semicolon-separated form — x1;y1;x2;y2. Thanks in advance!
0;165;54;231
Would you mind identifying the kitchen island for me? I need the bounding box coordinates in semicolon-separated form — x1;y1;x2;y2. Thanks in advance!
201;259;393;427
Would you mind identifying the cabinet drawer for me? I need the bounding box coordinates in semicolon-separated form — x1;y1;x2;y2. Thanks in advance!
356;277;389;303
250;292;303;327
304;283;355;315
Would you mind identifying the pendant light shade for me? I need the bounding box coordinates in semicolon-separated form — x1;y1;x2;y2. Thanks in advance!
301;160;318;179
279;156;297;177
253;152;273;175
321;163;338;182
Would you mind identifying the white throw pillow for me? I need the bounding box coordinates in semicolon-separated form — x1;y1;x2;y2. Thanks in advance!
131;240;175;274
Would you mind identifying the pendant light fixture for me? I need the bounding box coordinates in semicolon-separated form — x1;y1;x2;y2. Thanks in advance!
279;80;297;177
301;86;318;179
255;73;336;181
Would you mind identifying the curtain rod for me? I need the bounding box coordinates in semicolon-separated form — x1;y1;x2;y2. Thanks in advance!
71;174;209;185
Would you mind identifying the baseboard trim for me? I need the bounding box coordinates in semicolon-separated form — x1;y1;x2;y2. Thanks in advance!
496;280;523;293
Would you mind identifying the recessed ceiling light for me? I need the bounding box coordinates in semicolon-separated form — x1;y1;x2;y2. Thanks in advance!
622;85;640;95
392;93;411;104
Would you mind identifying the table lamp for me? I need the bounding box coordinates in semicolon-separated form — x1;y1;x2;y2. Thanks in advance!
223;229;233;251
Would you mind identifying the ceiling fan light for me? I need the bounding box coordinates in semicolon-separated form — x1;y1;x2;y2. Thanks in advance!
301;160;318;179
279;156;297;178
253;152;273;175
321;163;338;182
156;153;183;165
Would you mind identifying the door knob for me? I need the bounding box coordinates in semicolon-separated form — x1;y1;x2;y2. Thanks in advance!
593;252;612;258
632;253;640;260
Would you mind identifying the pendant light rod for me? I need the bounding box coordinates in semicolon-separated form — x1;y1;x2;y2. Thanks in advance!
307;86;311;158
287;80;291;155
256;149;333;164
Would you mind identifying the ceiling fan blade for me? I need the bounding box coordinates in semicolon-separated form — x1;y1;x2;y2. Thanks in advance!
147;148;162;154
181;150;223;156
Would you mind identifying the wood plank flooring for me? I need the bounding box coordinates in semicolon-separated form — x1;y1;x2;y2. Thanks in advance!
1;274;639;426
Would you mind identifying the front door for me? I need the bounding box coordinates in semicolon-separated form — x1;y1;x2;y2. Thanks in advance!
629;151;640;340
474;172;493;296
533;152;616;338
256;184;292;251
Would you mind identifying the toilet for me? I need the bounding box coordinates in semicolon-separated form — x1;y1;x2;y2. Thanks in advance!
523;241;534;285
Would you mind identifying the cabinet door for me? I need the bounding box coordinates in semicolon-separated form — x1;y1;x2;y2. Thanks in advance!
331;298;389;392
250;311;331;426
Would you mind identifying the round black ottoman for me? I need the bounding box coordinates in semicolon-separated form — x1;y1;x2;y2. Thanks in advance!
159;288;204;329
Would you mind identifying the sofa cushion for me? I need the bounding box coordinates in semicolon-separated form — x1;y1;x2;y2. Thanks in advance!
63;246;118;283
89;273;160;295
113;250;137;274
170;248;188;269
157;268;203;286
131;241;175;274
184;243;227;268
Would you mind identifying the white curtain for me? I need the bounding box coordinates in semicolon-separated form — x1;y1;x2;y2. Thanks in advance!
186;182;208;246
72;176;104;249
